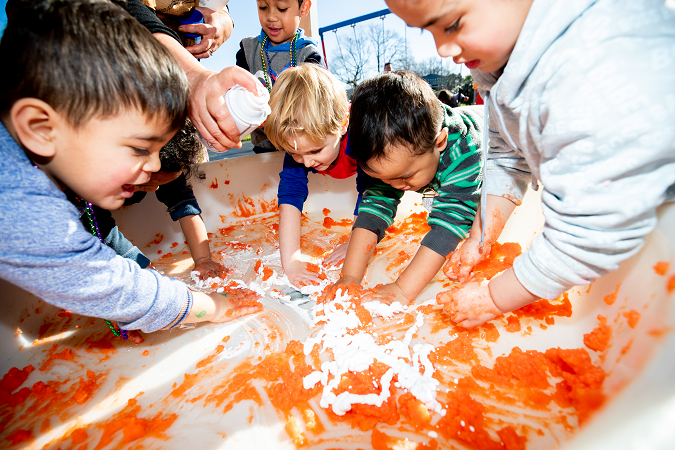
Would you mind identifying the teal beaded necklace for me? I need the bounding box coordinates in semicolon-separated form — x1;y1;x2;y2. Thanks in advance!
78;198;128;340
259;30;299;93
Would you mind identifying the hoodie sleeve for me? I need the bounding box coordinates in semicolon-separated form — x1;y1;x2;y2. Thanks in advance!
475;0;675;300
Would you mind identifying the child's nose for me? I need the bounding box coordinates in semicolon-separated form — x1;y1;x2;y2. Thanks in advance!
302;157;314;168
436;37;461;59
143;153;161;173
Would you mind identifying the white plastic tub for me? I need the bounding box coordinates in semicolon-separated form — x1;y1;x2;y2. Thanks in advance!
1;152;673;449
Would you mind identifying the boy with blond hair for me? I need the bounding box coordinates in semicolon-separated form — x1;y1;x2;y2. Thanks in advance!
0;0;260;334
264;64;370;286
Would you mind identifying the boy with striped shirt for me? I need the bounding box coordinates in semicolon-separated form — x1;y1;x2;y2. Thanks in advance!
336;71;483;305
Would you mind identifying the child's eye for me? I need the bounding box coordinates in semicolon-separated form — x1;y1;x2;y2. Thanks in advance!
258;5;268;10
309;149;322;155
444;19;460;34
278;7;288;12
133;148;150;156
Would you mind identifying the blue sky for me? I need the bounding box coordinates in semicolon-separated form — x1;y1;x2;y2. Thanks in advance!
0;0;467;80
204;0;467;78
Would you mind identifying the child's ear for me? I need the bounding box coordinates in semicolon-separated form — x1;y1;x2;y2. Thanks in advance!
341;113;349;135
436;127;449;151
299;0;311;19
10;98;60;158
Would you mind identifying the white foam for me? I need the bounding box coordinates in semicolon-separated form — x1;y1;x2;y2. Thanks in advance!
302;289;443;416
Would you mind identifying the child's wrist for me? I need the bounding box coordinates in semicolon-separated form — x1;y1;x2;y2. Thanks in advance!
488;268;539;313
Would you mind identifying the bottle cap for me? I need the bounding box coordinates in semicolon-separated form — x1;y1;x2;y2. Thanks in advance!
224;83;271;138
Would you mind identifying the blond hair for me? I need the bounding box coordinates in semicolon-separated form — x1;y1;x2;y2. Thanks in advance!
265;64;349;150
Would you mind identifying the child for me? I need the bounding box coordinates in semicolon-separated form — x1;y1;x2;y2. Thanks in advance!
0;0;261;333
336;71;484;306
264;64;371;286
75;119;226;279
384;0;675;327
236;0;325;151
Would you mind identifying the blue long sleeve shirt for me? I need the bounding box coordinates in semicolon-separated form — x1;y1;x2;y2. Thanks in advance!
0;123;192;332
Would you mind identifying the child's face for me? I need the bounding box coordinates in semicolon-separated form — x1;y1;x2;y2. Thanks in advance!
386;0;532;73
48;111;174;209
362;129;448;192
257;0;310;45
283;132;342;172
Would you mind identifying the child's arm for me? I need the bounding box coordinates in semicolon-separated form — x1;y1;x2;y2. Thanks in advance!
279;204;323;286
438;267;539;328
443;194;517;282
179;214;226;279
336;227;379;285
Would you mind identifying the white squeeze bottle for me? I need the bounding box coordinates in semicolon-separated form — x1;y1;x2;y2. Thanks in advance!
200;81;271;150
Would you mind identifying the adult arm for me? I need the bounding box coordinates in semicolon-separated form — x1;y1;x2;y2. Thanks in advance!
154;33;259;151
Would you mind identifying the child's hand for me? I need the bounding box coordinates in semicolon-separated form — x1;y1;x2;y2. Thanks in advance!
362;283;411;306
194;257;228;280
437;281;502;328
285;260;323;287
443;236;490;282
323;242;349;268
210;291;263;323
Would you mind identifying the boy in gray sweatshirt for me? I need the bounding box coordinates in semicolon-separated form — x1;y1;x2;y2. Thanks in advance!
0;0;261;334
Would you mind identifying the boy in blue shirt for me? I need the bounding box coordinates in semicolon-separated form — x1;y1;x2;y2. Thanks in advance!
0;0;260;333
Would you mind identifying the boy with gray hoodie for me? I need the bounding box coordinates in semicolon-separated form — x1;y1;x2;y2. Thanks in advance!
385;0;675;327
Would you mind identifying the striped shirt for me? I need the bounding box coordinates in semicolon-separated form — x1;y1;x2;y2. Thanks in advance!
353;105;484;257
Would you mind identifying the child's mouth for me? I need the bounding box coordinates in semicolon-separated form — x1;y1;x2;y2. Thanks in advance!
267;27;282;36
464;60;480;69
121;184;135;197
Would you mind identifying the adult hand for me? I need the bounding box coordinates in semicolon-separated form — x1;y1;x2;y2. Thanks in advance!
180;7;233;59
187;66;260;152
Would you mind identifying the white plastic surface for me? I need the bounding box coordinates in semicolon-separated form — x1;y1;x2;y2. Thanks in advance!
0;152;673;449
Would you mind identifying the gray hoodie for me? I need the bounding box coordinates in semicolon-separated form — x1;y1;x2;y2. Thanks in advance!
473;0;675;299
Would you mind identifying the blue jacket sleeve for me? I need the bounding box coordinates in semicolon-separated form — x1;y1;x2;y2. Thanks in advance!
278;153;310;212
155;173;201;221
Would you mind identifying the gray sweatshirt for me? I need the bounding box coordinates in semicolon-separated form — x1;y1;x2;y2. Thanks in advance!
0;123;191;332
473;0;675;299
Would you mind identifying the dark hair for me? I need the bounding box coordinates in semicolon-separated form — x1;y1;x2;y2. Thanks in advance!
349;70;443;172
160;119;205;181
437;89;452;106
0;0;188;131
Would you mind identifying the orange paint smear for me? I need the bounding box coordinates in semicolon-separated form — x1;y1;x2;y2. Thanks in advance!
322;216;353;229
146;233;163;247
512;293;573;320
40;344;77;371
210;178;218;189
584;315;612;352
94;397;177;449
668;274;675;294
322;208;331;216
623;310;640;329
471;242;522;281
228;185;278;217
653;261;669;276
603;284;620;305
